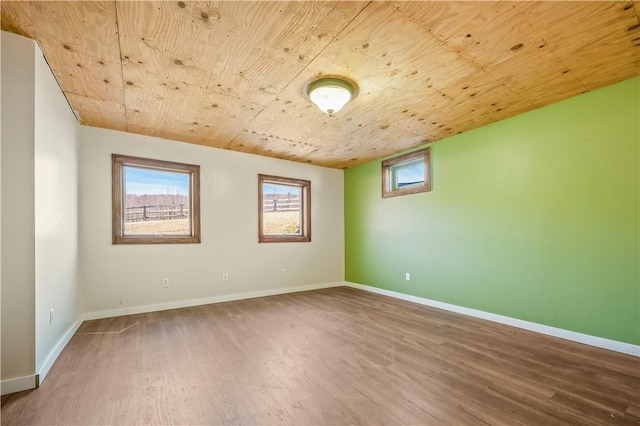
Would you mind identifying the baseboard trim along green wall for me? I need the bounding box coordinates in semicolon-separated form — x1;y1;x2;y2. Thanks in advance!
345;282;640;356
345;76;639;347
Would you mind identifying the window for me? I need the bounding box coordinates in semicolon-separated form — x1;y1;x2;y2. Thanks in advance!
112;154;200;244
258;174;311;243
382;147;431;198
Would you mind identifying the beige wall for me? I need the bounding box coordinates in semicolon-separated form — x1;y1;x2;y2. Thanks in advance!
78;126;344;313
34;46;81;371
1;32;37;381
1;30;344;389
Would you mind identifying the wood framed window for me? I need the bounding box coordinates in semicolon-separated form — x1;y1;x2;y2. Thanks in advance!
382;147;431;198
112;154;201;244
258;174;311;243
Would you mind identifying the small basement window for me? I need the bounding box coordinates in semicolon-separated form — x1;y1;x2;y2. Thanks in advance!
258;174;311;243
112;154;201;244
382;147;431;198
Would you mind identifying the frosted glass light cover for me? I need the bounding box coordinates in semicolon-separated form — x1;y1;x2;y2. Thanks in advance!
309;85;352;114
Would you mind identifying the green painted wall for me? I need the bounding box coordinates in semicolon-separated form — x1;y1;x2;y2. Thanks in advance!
344;77;640;345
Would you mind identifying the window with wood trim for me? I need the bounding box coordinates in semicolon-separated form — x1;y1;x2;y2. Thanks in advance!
382;148;431;198
258;174;311;243
112;154;201;244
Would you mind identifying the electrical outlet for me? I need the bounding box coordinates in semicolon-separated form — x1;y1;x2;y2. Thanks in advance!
49;308;54;325
162;278;169;288
281;268;287;276
222;273;229;282
405;272;411;281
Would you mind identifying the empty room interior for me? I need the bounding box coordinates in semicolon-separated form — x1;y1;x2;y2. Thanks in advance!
1;1;639;425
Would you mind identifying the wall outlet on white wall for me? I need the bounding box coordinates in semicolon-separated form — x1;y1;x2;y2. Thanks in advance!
162;278;169;288
222;273;229;282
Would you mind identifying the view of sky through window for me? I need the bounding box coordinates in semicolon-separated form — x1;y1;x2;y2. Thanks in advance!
123;166;191;236
394;160;425;188
124;166;189;195
262;182;302;236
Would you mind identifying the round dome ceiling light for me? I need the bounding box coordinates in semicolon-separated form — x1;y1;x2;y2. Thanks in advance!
306;76;358;115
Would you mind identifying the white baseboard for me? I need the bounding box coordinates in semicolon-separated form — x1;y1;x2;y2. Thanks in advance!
2;317;83;396
10;280;631;398
83;281;344;321
2;282;343;396
344;281;640;357
36;318;83;384
1;374;38;396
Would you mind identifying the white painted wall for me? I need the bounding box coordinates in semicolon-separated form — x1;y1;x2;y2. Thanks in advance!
1;31;81;389
79;127;344;313
34;48;81;372
1;30;342;390
1;32;37;382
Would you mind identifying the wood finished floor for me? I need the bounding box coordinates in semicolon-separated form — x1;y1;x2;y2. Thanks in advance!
2;286;639;425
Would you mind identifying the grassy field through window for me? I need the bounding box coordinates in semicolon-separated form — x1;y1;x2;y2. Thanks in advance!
112;154;200;244
124;218;190;235
258;174;310;243
263;211;300;235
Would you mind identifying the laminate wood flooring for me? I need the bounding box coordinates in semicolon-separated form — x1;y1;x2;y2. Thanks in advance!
2;286;639;425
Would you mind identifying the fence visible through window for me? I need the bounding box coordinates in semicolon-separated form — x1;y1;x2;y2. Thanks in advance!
262;195;300;213
258;174;310;243
262;190;301;236
125;204;190;222
112;154;200;244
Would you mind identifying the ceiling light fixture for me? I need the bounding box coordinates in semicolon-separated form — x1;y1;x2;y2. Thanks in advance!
306;76;358;115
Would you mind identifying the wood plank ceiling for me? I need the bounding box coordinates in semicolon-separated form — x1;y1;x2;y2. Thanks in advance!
2;1;639;169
